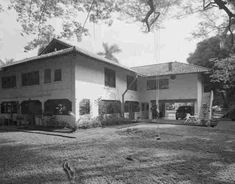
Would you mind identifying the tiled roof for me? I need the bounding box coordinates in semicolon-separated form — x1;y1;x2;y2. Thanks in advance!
0;47;75;69
131;62;209;76
0;40;137;74
0;39;209;76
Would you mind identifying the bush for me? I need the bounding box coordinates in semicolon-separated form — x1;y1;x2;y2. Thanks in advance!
77;115;102;129
76;114;137;129
99;114;136;127
184;118;218;127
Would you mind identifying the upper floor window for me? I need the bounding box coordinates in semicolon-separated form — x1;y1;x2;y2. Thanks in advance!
44;69;51;83
127;75;137;91
104;68;116;87
54;69;62;81
147;79;169;90
22;71;39;86
159;79;169;89
1;75;16;89
147;79;156;90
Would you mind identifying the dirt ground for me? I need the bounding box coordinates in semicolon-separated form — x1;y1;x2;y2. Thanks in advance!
0;121;235;184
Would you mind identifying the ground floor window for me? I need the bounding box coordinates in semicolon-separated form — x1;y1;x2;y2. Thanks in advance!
124;101;140;113
1;101;18;113
79;99;90;115
21;100;42;115
44;99;72;115
98;100;121;115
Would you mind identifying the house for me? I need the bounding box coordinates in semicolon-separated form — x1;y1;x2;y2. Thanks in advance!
0;39;209;126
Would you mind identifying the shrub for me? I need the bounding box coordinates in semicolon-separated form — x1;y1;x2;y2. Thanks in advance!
77;115;102;129
99;114;136;127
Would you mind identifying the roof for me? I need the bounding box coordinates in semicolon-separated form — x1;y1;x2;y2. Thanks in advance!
131;62;209;77
0;39;209;76
0;39;137;74
0;47;76;69
38;38;73;55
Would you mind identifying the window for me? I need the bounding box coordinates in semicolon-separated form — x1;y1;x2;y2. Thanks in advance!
104;68;115;87
127;75;137;91
147;79;156;90
22;71;40;86
147;79;169;90
98;100;121;114
159;79;169;89
44;99;72;115
1;101;18;113
1;75;16;89
79;99;90;115
21;100;42;115
124;101;140;112
54;69;62;81
44;69;51;83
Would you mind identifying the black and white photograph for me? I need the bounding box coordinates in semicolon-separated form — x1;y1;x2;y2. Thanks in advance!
0;0;235;183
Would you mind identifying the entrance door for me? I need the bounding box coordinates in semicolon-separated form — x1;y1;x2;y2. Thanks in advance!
141;103;149;119
21;100;42;125
159;102;165;118
125;101;139;120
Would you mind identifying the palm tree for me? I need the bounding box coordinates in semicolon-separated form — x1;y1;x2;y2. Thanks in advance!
97;43;121;63
0;59;4;66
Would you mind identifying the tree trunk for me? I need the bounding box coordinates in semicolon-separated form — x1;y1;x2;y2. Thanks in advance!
221;91;229;108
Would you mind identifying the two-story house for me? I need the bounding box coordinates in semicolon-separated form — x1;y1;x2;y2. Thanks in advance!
0;39;209;125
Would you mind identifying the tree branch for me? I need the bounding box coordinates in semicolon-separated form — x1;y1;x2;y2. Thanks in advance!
142;0;159;32
37;0;48;41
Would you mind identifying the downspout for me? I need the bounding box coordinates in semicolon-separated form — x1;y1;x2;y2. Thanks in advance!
121;75;138;117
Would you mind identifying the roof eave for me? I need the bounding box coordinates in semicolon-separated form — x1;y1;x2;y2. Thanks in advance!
143;70;210;77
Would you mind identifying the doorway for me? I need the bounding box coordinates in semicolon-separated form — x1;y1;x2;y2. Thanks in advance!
141;102;149;119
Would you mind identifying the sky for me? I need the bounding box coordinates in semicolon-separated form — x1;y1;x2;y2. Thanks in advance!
0;3;202;67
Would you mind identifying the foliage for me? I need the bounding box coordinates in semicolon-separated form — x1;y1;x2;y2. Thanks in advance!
98;43;121;63
0;0;180;51
99;115;134;127
76;113;135;129
210;57;235;90
1;1;235;52
0;58;15;66
187;36;233;68
0;59;4;66
210;56;235;107
77;115;101;129
187;34;235;107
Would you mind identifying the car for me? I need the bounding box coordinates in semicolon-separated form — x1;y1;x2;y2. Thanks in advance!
176;106;194;120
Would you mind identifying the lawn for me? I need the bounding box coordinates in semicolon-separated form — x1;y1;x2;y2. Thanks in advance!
0;121;235;184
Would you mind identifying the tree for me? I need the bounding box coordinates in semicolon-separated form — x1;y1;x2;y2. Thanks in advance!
97;43;121;63
210;57;235;107
0;0;180;51
187;35;235;107
187;35;233;68
0;59;4;66
5;58;15;65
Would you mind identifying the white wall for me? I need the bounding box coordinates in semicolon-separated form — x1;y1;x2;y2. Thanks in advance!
139;73;198;101
197;73;204;115
74;55;140;120
138;73;200;118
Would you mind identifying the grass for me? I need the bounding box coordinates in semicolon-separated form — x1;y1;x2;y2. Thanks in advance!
0;121;235;184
